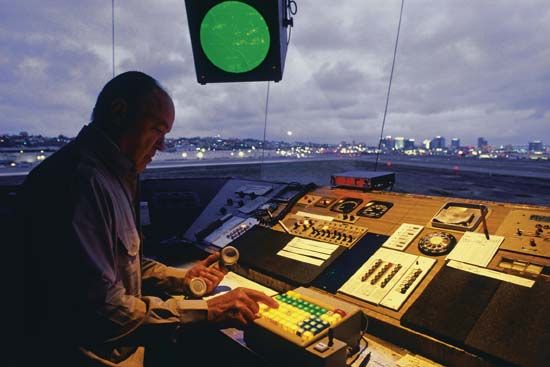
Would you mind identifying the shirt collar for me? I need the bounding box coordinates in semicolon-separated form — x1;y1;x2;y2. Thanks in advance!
76;124;137;178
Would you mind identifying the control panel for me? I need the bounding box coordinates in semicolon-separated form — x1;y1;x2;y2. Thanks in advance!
281;212;368;248
245;287;363;367
203;216;258;248
184;179;307;249
339;248;435;310
175;180;550;367
257;290;346;345
497;210;550;258
382;223;424;251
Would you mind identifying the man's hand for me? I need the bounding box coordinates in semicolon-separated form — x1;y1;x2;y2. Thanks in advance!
206;287;279;328
184;253;225;296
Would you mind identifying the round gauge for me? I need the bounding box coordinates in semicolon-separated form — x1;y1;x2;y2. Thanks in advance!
200;2;270;73
315;197;337;208
357;201;393;218
330;198;363;214
418;232;457;256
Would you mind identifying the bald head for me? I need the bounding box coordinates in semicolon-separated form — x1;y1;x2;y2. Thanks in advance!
91;71;175;172
91;71;170;133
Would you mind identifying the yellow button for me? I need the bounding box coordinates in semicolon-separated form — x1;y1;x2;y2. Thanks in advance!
301;331;314;342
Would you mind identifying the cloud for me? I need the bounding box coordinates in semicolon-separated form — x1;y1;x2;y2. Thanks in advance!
0;0;549;146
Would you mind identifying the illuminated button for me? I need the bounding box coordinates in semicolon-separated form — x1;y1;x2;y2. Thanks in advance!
317;321;329;332
334;309;347;317
302;331;314;342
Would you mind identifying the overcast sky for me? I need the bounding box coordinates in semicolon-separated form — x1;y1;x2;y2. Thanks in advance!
1;0;549;146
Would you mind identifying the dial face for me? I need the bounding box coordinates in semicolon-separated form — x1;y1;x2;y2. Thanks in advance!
357;201;394;219
315;197;337;208
418;232;457;256
330;198;363;214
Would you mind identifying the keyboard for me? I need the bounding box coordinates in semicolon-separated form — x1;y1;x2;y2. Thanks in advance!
256;290;347;346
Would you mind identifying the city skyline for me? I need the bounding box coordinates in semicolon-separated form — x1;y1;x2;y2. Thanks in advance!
1;130;544;151
1;1;549;145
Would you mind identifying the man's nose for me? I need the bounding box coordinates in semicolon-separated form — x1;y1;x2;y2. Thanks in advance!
155;135;167;152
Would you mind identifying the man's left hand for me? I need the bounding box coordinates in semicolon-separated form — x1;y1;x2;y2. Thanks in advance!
184;253;226;296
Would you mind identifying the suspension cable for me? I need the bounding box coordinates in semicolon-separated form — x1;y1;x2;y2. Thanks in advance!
112;0;115;77
374;0;405;171
260;81;271;179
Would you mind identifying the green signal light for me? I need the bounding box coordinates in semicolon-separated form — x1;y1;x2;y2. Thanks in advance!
200;1;271;73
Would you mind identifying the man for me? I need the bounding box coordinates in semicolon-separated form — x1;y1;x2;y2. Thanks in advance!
21;71;277;366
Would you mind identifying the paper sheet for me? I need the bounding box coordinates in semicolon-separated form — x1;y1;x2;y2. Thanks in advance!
284;238;338;254
277;250;325;266
286;237;339;252
446;232;504;267
276;237;339;266
283;245;331;260
447;260;534;288
204;271;278;300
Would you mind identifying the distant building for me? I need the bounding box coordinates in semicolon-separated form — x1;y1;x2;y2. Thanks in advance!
478;137;488;149
451;138;460;151
394;137;405;150
422;139;431;149
528;140;543;152
404;138;415;150
430;136;446;150
380;136;395;150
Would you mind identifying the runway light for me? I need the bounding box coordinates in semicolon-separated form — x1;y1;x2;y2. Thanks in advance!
287;131;293;136
196;151;204;159
181;152;188;158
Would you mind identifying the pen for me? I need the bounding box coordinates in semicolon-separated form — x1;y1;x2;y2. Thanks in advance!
480;206;490;240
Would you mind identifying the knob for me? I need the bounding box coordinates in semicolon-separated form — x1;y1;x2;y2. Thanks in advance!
350;215;355;221
516;228;523;236
219;207;227;215
237;200;244;207
226;198;234;206
249;192;257;200
237;191;245;198
343;214;348;220
530;239;537;247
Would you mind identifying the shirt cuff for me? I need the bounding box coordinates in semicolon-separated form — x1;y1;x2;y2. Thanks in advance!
165;266;188;294
175;299;208;324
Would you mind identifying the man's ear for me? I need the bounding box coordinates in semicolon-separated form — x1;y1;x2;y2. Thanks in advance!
110;99;128;126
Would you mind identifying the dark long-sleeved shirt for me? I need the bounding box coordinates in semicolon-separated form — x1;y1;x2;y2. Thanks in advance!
21;124;206;366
